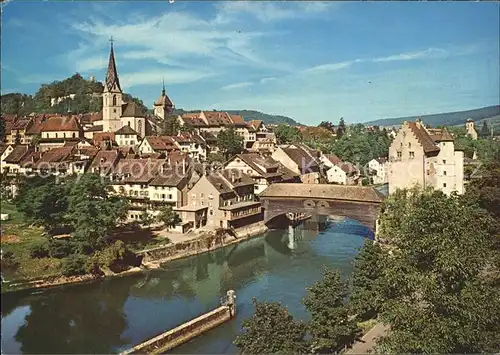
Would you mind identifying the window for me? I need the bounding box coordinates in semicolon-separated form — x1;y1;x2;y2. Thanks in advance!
168;194;173;199
210;209;213;216
443;160;446;164
72;133;76;138
397;151;402;158
192;194;196;199
400;142;403;147
113;95;117;106
408;142;411;148
55;133;58;138
443;183;447;188
409;151;415;159
443;170;447;176
200;193;204;198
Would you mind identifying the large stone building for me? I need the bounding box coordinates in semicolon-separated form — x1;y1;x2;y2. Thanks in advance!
388;119;464;195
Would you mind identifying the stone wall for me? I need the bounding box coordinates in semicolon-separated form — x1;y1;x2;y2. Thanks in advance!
120;305;232;355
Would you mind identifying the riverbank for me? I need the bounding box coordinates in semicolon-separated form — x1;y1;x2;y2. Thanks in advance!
2;222;269;295
140;222;268;268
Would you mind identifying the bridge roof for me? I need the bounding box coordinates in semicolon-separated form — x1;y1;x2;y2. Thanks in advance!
259;183;386;203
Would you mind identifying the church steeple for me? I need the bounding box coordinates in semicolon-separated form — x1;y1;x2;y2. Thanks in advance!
105;37;122;93
162;78;166;96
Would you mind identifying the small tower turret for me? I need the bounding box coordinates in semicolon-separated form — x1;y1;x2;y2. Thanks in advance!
153;78;175;120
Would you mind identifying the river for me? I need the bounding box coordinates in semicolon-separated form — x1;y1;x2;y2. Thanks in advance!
1;217;372;354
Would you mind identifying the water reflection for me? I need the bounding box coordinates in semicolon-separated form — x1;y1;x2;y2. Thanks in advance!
1;218;366;354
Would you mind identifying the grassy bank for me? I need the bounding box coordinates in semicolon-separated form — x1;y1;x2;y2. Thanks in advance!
1;201;64;284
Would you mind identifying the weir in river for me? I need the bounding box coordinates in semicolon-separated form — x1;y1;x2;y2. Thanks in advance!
1;217;371;354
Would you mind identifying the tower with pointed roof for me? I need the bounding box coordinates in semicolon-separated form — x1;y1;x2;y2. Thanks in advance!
153;79;174;120
102;37;124;133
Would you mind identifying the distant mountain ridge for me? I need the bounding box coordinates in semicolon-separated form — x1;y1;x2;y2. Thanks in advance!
364;105;500;127
173;108;300;126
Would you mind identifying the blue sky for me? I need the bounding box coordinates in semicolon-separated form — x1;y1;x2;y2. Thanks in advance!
1;1;499;124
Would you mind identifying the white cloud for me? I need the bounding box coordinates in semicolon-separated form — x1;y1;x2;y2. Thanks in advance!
221;81;253;90
371;48;447;62
119;69;218;89
260;77;277;84
215;1;335;23
304;59;362;74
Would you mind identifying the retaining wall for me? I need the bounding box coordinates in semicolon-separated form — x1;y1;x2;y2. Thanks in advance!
120;305;233;355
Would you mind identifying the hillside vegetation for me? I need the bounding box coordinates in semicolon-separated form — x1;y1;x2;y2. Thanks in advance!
0;73;149;116
364;105;500;127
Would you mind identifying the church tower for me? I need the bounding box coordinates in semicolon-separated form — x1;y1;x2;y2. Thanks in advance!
153;79;174;120
465;118;478;140
102;38;123;133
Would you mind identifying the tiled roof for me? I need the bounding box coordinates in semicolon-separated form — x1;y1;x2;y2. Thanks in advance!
154;91;174;107
121;102;145;118
229;153;281;178
260;183;385;203
437;126;454;142
202;111;233;126
338;161;359;175
247;120;262;130
4;145;33;163
115;125;138;135
281;146;319;170
407;121;440;154
79;112;102;125
180;113;207;127
34;147;75;167
144;136;177;151
205;169;254;195
41;116;81;132
324;153;342;166
92;132;116;145
19;151;42;169
230;114;246;126
90;150;122;170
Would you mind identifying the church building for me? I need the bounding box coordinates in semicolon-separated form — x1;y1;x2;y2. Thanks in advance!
96;40;147;137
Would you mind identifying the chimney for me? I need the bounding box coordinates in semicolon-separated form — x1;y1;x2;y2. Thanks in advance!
182;159;186;174
231;172;235;183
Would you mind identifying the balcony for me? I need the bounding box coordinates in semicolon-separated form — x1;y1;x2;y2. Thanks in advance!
220;201;261;220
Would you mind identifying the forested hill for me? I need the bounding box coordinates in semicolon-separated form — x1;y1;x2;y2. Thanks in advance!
364;105;500;127
172;109;300;126
0;73;149;116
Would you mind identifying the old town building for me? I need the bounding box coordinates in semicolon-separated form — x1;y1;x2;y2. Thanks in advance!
388;119;464;195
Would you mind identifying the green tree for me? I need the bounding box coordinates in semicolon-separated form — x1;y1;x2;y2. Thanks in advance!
349;239;384;320
0;117;5;141
376;187;500;353
66;174;129;250
14;175;68;232
274;124;302;144
337;117;346;138
234;298;308;354
157;205;181;229
206;152;225;164
480;121;490;137
162;115;181;136
139;210;155;228
303;267;360;353
318;121;335;133
216;128;243;159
